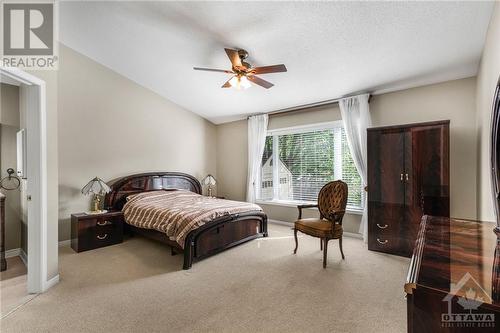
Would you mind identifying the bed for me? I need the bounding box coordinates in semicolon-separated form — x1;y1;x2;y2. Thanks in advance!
103;172;268;269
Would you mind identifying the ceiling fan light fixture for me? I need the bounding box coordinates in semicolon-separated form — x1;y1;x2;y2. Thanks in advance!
229;75;251;90
194;48;286;89
240;75;251;89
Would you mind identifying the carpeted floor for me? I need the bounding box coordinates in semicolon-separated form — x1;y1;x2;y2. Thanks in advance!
0;224;409;333
1;257;37;318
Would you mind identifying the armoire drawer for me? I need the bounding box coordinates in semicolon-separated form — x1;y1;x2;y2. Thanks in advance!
368;233;399;254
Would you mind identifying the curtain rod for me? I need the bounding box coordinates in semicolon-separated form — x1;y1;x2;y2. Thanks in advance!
247;93;372;119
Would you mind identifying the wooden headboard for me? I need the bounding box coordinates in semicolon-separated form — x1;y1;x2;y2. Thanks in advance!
104;172;202;211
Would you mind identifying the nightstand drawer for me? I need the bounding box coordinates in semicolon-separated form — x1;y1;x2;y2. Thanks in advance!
91;226;121;247
71;212;124;252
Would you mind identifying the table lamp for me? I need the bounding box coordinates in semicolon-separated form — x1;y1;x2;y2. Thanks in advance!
202;174;217;197
81;177;111;214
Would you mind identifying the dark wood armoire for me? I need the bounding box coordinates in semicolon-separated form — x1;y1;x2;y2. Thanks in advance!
367;120;450;257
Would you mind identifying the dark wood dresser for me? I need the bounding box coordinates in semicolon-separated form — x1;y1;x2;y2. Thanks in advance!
367;120;450;257
0;193;6;271
71;211;124;252
405;215;500;332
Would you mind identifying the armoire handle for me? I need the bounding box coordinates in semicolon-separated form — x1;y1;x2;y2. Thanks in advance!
400;173;404;181
405;173;409;182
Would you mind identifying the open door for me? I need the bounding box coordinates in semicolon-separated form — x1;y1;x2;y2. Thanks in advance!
1;67;53;293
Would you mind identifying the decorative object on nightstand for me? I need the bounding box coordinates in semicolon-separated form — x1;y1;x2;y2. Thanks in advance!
71;210;124;252
81;177;111;214
201;174;217;197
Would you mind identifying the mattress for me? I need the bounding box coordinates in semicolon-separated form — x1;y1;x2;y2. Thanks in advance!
122;190;262;248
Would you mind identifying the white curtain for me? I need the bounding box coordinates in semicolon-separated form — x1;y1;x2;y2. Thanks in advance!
247;114;269;203
339;94;371;242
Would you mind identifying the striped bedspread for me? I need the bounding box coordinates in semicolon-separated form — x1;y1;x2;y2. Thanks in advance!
122;190;262;248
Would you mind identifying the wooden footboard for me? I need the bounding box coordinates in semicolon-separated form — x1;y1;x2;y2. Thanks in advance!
124;212;267;269
183;211;268;269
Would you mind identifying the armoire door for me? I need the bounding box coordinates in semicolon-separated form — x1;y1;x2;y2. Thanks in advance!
403;123;450;254
367;129;406;255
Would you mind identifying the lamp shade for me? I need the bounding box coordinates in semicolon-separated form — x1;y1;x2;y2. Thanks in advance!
202;174;217;186
81;177;111;196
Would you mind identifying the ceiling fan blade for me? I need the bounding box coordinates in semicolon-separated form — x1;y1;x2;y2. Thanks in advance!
222;78;233;88
247;75;274;89
251;64;287;74
224;48;242;68
193;67;233;74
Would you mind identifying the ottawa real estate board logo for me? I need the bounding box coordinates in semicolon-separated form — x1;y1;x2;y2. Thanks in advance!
441;273;495;329
1;2;58;69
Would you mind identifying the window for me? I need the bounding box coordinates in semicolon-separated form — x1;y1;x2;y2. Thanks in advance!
257;121;364;210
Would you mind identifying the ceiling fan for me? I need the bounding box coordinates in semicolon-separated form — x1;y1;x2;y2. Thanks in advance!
193;48;287;90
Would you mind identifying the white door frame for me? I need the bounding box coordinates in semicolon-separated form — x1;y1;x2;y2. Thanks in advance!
0;66;51;293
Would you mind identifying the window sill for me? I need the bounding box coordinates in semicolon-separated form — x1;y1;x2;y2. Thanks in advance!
255;200;364;216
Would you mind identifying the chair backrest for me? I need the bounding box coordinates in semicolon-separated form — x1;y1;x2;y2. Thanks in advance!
318;180;348;223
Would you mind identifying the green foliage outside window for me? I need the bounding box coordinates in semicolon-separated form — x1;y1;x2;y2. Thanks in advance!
260;127;363;208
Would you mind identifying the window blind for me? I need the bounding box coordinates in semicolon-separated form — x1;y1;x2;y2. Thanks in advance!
258;123;363;209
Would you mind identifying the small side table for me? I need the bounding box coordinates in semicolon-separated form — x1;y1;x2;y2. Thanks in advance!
71;211;124;252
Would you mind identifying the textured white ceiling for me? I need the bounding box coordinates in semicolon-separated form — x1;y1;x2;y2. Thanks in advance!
60;1;494;124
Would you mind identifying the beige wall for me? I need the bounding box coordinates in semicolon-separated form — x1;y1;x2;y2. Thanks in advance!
0;83;20;127
0;124;21;251
476;3;500;222
268;104;342;130
216;77;478;233
57;45;217;241
0;83;22;251
216;119;247;201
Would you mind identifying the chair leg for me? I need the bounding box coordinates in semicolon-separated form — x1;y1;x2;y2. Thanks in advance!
339;236;345;260
293;228;298;254
320;238;323;251
323;238;329;268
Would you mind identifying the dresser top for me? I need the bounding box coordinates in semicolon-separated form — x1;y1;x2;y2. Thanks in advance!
406;215;500;308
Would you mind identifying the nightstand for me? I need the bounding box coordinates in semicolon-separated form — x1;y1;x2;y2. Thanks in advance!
71;211;124;252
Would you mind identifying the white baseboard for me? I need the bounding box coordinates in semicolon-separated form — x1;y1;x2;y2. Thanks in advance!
268;219;363;239
5;248;28;266
268;219;293;227
4;249;59;291
5;248;21;258
20;249;27;266
58;240;70;247
43;274;59;291
343;231;363;239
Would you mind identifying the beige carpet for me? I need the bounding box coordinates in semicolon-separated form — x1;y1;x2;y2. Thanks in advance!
1;257;38;318
0;224;409;333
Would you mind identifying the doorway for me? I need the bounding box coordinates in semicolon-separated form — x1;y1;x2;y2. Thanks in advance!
0;67;51;295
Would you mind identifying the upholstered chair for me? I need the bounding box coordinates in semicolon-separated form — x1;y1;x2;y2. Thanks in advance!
293;180;348;268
